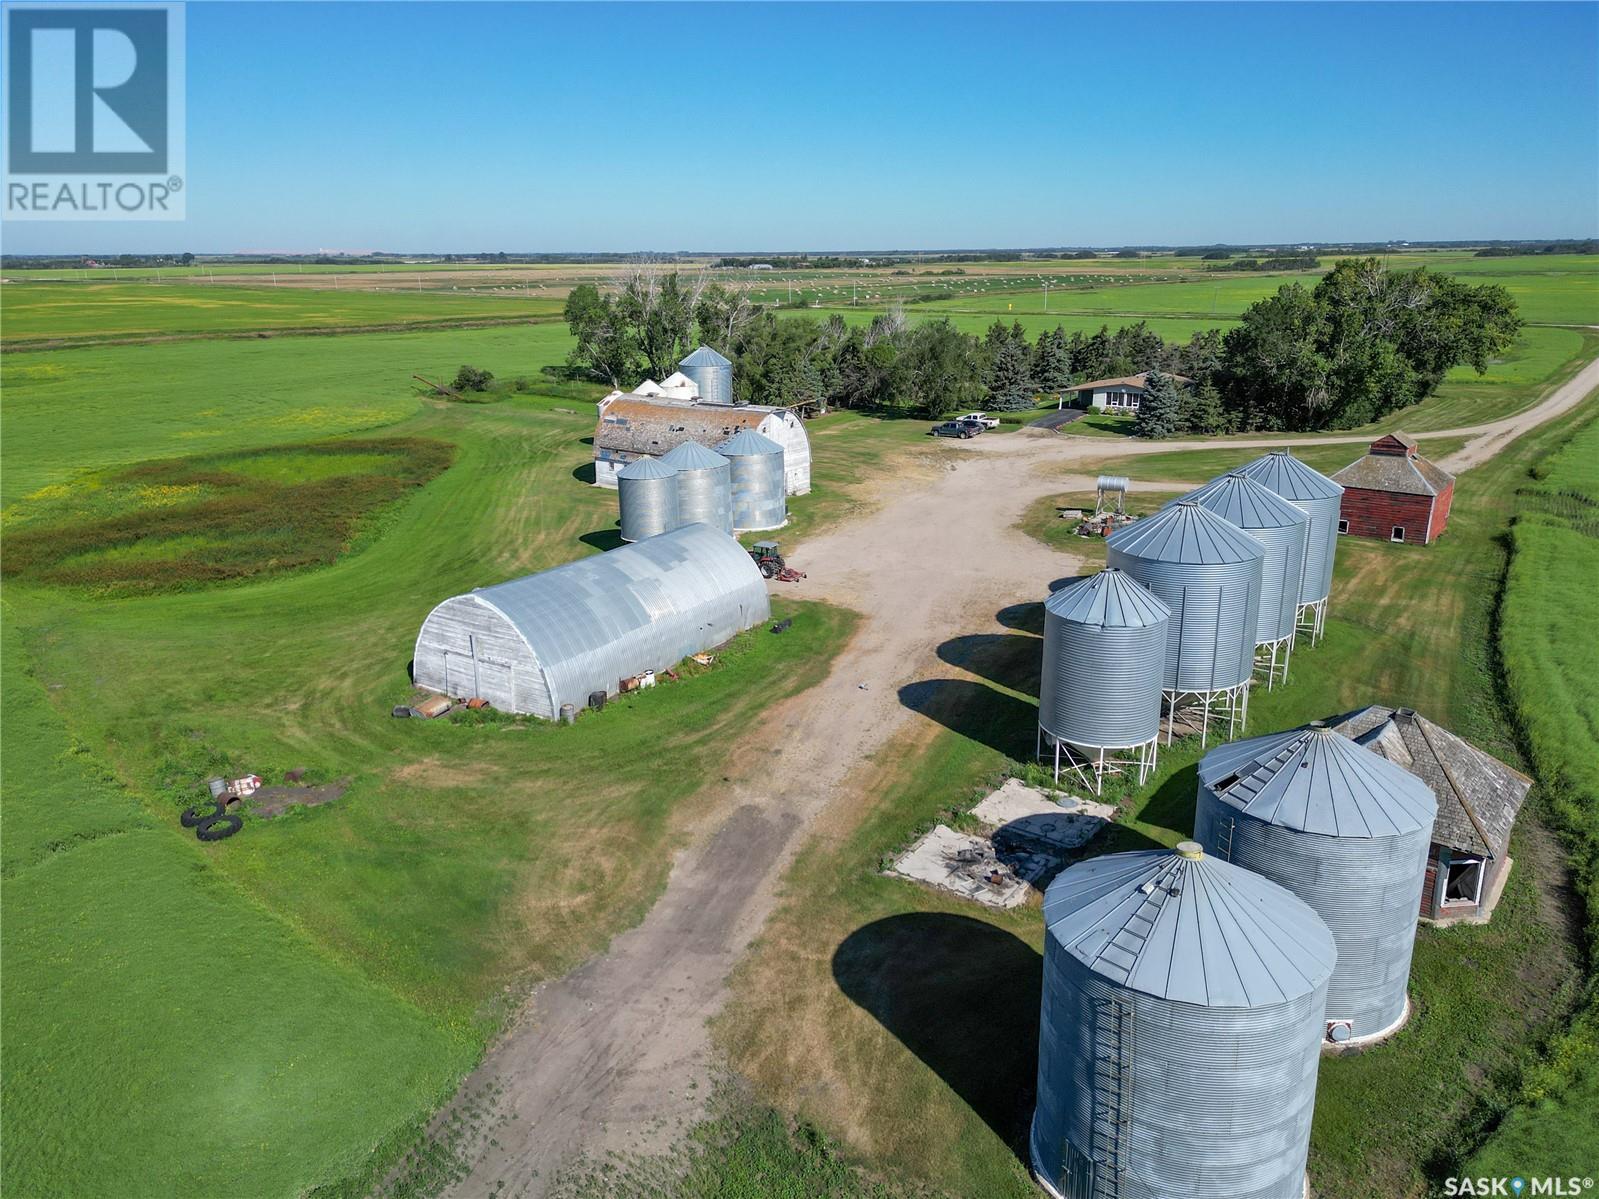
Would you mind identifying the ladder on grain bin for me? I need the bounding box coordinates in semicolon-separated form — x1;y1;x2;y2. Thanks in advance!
1089;994;1134;1198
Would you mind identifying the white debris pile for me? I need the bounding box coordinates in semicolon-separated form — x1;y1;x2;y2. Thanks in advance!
888;825;1031;909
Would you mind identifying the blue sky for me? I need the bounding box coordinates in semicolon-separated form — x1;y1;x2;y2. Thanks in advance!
10;1;1598;253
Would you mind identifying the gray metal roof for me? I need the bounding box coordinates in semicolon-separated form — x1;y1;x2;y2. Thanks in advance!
717;429;782;456
1107;500;1266;565
1181;472;1311;532
659;439;731;470
1043;844;1337;1006
1044;568;1171;629
1330;706;1532;857
679;344;732;368
616;456;678;480
1237;450;1345;501
1198;724;1437;838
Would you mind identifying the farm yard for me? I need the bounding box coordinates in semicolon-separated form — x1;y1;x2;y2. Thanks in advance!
3;249;1597;1199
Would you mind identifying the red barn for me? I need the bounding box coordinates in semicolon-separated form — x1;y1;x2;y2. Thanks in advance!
1331;433;1455;545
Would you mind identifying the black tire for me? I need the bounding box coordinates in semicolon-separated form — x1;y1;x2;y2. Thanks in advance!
759;560;777;578
195;813;243;842
181;798;225;828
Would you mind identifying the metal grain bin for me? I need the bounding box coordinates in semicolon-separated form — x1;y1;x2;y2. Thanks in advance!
678;344;733;407
1237;451;1344;607
1032;842;1336;1199
659;440;732;535
1195;722;1437;1043
1106;502;1265;693
1179;473;1309;645
717;429;787;532
1040;569;1169;750
616;456;680;543
413;524;769;720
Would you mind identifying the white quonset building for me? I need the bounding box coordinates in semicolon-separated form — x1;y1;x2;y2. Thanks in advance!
412;524;770;720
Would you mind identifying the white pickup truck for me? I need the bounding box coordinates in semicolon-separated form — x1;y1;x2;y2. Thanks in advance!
957;411;1001;429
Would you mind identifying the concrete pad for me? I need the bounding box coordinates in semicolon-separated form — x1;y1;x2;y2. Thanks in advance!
972;779;1116;852
888;824;1030;909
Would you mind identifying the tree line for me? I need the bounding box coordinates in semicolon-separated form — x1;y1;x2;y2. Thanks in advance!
562;257;1520;433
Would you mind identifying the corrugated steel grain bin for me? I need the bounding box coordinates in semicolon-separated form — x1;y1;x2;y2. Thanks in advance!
1179;473;1310;645
1194;722;1437;1043
1237;451;1344;608
660;440;733;535
1106;502;1265;693
1040;569;1169;751
412;524;769;719
1032;842;1336;1199
678;344;733;407
717;429;787;532
616;456;680;543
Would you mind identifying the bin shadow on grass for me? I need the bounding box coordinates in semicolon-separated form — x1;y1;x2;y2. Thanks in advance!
936;634;1043;699
579;528;625;552
898;678;1037;761
832;912;1040;1159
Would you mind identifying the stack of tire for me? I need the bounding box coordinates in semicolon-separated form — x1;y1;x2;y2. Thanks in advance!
182;781;242;842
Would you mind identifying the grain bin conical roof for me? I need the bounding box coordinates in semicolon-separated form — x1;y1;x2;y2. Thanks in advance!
716;429;782;456
1044;568;1171;629
1237;450;1344;500
616;456;679;480
1181;472;1311;531
1198;724;1436;838
1043;843;1337;1006
1107;500;1266;565
659;440;728;470
679;344;732;369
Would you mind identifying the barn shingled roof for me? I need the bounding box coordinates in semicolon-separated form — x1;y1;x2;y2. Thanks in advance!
595;399;768;457
1332;445;1455;497
1328;705;1532;858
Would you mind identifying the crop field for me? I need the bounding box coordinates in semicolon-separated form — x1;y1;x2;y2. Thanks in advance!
718;401;1595;1199
0;281;562;344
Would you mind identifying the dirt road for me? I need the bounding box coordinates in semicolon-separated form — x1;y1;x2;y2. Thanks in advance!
433;353;1598;1197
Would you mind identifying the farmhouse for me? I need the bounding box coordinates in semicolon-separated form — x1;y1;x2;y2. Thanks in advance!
1063;371;1193;412
412;524;770;720
1331;705;1532;923
1331;433;1455;545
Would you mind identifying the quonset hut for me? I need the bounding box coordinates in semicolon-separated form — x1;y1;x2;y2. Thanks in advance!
1237;450;1343;645
1032;842;1336;1199
616;456;680;543
1106;500;1265;745
1179;473;1310;689
1194;722;1437;1046
412;524;769;720
660;440;733;535
1037;569;1170;793
717;429;787;532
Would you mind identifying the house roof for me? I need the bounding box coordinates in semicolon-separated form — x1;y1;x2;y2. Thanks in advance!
1331;448;1455;497
1328;706;1532;858
595;399;767;457
1064;371;1194;393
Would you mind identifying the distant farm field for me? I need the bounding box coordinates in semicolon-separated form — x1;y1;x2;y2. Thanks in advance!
0;281;562;344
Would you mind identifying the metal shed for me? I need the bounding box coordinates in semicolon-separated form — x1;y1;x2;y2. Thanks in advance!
678;344;733;407
1032;842;1336;1199
717;429;787;532
616;456;680;543
1178;472;1310;688
1236;450;1344;645
659;440;733;535
1037;569;1170;793
1106;501;1265;744
412;524;770;719
1194;722;1437;1045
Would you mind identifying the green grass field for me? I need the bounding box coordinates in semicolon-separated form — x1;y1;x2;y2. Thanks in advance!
1;281;562;344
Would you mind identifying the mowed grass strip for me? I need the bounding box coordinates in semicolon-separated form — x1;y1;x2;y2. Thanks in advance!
0;617;475;1199
4;437;454;592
